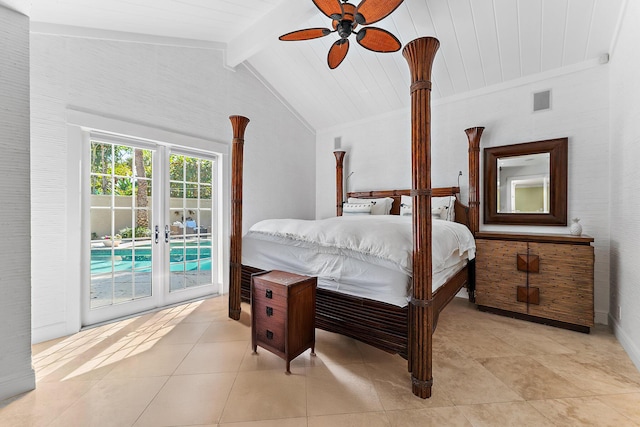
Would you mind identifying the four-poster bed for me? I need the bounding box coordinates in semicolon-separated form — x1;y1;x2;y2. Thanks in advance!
228;37;484;398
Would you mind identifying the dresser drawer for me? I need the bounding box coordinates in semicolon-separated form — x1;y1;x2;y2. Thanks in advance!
527;242;594;326
475;239;528;314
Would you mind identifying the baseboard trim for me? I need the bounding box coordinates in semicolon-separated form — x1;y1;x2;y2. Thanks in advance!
610;314;640;372
595;309;609;325
0;370;35;402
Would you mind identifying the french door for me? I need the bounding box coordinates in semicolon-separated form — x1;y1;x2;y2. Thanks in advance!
84;135;220;326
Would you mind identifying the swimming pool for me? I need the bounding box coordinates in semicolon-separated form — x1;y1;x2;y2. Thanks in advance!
91;241;212;275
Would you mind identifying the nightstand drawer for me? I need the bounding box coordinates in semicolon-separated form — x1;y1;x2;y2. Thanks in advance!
254;323;285;352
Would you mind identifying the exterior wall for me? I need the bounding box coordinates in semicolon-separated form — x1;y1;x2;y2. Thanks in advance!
316;63;611;324
0;4;35;400
30;35;316;342
609;0;640;370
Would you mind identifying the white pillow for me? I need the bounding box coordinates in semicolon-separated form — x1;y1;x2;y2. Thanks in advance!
342;202;373;215
400;195;456;221
400;203;412;216
347;197;394;215
432;196;456;221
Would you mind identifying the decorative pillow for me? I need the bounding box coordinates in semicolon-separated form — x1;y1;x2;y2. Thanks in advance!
432;196;456;221
432;205;447;219
400;195;456;221
342;202;373;216
347;197;394;215
400;203;412;216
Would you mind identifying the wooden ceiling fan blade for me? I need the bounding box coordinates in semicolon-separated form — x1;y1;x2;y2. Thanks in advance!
356;27;401;52
279;28;333;41
327;39;350;69
312;0;344;20
355;0;404;25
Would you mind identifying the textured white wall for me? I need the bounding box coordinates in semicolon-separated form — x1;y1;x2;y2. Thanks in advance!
317;64;611;324
0;5;35;400
609;0;640;370
30;35;316;342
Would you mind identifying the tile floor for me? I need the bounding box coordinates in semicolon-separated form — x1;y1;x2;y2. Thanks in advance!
2;296;640;426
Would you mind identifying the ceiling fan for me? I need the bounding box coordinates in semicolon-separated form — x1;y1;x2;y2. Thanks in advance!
279;0;404;69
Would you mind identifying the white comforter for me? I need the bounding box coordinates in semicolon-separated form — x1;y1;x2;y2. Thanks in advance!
244;215;476;276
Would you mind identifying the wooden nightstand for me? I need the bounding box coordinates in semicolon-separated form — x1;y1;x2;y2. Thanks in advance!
251;270;317;373
475;232;594;332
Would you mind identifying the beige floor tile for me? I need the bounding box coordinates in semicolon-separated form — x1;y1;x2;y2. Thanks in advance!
355;341;404;364
220;369;307;423
220;418;307;427
104;343;193;379
596;393;640;421
175;341;249;375
386;407;472;427
239;344;311;373
308;412;391;427
484;326;574;356
152;321;211;345
0;380;97;427
306;364;384;416
532;353;640;395
458;401;557;427
47;376;168;427
529;396;640;426
365;362;453;410
442;329;525;359
312;329;365;366
199;318;251;343
433;354;523;405
134;373;236;426
478;356;589;400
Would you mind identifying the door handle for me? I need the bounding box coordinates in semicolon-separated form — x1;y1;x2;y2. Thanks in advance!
165;225;170;243
155;225;159;244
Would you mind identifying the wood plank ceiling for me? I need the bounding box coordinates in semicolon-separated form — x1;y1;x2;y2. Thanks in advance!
29;0;626;131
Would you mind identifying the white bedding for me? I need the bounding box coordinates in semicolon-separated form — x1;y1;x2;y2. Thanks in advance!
242;215;476;307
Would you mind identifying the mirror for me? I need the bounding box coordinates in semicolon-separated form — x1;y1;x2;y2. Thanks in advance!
484;138;567;225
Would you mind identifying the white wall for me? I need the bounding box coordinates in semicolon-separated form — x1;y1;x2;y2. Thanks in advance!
30;34;316;343
316;63;611;324
609;0;640;370
0;4;35;400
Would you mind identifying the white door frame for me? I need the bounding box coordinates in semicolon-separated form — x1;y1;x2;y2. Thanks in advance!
68;110;229;329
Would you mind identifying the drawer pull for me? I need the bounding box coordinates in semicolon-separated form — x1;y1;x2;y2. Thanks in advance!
266;306;273;316
266;330;274;340
265;289;273;299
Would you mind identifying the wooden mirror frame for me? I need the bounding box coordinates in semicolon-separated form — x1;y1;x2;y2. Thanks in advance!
484;137;568;225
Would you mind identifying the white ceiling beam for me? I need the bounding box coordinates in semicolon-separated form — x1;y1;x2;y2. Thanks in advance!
0;0;31;15
225;0;317;68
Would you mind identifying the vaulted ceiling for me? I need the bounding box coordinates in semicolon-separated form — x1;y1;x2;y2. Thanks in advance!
29;0;626;131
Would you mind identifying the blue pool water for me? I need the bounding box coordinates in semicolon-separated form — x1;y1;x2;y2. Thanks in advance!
91;241;212;275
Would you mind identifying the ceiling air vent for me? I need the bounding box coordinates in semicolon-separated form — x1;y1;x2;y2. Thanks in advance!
533;90;551;112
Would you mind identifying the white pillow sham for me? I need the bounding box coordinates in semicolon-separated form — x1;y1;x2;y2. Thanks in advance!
342;202;373;215
400;194;456;221
347;197;394;215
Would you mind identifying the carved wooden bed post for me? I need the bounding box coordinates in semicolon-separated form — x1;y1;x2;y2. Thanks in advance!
465;127;484;235
229;115;250;320
334;150;346;216
403;36;439;399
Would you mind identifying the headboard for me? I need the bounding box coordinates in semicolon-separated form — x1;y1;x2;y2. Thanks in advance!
345;187;472;229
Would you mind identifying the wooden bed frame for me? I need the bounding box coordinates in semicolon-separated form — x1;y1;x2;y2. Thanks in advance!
228;37;483;398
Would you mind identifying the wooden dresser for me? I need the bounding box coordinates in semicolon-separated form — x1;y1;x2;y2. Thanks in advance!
475;232;594;332
251;270;317;373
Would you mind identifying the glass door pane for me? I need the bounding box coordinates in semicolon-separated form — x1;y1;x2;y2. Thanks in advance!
89;142;154;310
168;154;215;293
